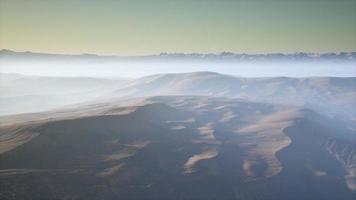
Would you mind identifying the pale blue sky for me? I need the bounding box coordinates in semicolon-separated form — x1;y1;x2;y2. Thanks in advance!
1;0;355;55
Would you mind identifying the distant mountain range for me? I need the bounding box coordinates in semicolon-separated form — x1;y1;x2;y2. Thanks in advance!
1;49;355;61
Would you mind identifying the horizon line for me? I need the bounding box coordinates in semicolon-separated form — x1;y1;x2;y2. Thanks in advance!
1;49;356;58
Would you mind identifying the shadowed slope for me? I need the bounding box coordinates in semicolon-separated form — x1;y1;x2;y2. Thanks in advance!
0;96;355;200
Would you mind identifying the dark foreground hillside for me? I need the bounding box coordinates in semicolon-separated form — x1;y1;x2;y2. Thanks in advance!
0;97;355;200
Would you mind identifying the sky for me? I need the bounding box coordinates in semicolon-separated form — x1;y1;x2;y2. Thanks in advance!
0;0;355;56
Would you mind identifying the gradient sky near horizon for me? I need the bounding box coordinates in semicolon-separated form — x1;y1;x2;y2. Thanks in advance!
1;0;355;56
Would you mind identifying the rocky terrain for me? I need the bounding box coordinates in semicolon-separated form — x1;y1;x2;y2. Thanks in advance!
0;96;355;200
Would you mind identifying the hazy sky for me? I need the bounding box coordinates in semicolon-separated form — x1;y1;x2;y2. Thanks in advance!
1;0;355;55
